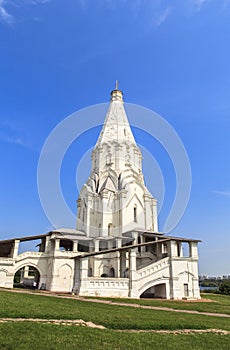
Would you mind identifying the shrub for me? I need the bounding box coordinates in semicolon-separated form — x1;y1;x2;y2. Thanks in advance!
219;280;230;295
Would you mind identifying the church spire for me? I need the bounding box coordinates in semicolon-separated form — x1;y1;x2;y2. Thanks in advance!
77;85;158;237
95;82;136;146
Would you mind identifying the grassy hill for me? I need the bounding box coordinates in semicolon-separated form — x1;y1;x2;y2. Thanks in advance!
0;289;229;350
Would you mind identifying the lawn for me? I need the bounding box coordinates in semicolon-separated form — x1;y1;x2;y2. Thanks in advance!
81;293;230;315
0;289;229;350
0;322;229;350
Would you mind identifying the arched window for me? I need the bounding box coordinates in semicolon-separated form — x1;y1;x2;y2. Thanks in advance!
108;223;113;236
134;206;137;222
88;267;93;277
109;267;115;277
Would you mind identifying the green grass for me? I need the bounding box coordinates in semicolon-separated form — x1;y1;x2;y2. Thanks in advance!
82;293;230;315
0;322;229;350
0;290;230;331
0;290;230;350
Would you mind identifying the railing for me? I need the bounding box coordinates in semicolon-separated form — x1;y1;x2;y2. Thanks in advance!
137;257;169;279
87;278;129;289
16;251;44;260
0;257;14;265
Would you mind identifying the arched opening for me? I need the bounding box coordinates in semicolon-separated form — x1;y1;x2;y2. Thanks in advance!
78;241;89;252
140;283;167;299
101;273;108;277
137;236;141;254
14;266;40;289
88;267;93;277
133;205;137;222
60;239;73;251
108;223;113;236
109;267;115;277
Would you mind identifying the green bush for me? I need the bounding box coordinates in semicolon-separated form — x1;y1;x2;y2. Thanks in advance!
219;281;230;295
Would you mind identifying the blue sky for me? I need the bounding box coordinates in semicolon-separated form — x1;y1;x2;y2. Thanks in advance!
0;0;229;276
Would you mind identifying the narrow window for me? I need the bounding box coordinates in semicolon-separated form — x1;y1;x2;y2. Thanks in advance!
108;223;113;236
134;206;137;222
184;283;189;297
124;129;126;136
138;236;141;254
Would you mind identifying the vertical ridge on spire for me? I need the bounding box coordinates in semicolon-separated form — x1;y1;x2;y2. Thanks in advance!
96;84;136;146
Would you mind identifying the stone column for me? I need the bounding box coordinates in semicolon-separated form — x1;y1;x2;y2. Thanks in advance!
80;257;89;279
24;265;29;278
94;239;100;252
12;239;20;258
169;240;178;258
168;240;179;299
189;242;198;258
139;235;145;254
45;236;50;253
119;250;127;277
86;196;92;236
116;238;122;248
79;257;89;294
129;249;137;297
152;199;158;232
73;240;78;253
92;240;100;277
132;232;138;245
54;238;60;251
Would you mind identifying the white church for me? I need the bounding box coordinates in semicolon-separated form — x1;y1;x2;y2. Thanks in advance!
0;86;200;299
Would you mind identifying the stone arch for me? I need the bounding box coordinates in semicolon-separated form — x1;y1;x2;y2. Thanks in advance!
177;271;195;282
58;263;73;291
137;278;169;299
13;265;41;289
177;271;196;298
58;263;72;274
14;261;43;277
140;283;167;299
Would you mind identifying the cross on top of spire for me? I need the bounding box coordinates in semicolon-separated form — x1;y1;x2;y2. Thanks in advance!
110;80;123;102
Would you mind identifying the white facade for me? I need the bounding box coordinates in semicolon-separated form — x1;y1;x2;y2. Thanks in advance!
0;86;201;299
77;88;158;237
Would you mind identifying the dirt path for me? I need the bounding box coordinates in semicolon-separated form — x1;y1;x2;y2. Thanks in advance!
0;318;229;335
0;317;105;329
1;288;230;318
77;297;230;318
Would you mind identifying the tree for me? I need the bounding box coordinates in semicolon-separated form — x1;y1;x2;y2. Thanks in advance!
219;280;230;295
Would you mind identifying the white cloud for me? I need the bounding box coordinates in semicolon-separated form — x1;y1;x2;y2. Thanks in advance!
192;0;208;10
213;190;230;197
154;6;171;27
0;0;13;24
0;121;30;148
0;0;51;24
0;134;24;145
23;0;51;4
